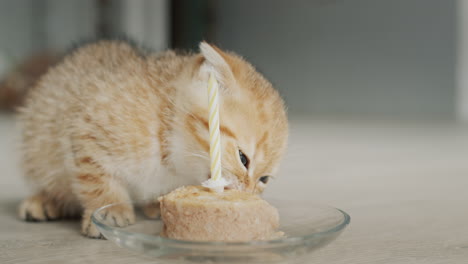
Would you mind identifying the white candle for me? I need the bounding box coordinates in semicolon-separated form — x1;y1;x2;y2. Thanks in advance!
202;72;228;192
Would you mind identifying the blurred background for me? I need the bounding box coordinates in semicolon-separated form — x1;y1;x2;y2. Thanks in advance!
0;0;463;119
2;2;468;262
1;0;468;201
1;0;468;204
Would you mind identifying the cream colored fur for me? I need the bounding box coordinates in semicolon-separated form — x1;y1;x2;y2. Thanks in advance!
17;40;288;238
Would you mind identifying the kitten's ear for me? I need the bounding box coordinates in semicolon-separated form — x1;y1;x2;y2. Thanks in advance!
199;42;235;86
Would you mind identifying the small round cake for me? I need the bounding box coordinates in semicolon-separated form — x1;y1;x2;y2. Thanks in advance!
159;185;282;242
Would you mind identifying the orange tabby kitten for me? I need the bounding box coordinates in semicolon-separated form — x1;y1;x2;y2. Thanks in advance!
17;41;288;238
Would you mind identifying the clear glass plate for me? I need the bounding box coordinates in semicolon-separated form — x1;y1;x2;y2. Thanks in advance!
92;200;350;264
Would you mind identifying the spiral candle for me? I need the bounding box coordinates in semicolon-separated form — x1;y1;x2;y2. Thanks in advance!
202;72;228;192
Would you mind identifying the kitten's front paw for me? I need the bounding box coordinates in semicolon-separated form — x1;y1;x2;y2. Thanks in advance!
81;204;136;239
81;213;103;239
101;203;136;227
142;201;160;219
18;193;60;221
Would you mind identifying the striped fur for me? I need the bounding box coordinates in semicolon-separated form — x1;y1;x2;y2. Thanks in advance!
17;40;288;238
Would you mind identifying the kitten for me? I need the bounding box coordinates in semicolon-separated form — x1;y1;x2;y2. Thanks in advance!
17;41;288;238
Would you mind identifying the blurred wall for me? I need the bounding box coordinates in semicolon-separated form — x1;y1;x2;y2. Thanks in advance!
0;0;97;77
114;0;168;51
0;1;41;75
457;0;468;121
43;0;97;51
215;0;456;118
0;0;168;77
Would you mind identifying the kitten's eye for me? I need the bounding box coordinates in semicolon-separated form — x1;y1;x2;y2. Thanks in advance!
259;176;270;184
239;150;249;169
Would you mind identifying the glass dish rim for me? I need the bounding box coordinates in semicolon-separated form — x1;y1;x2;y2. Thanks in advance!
92;200;351;248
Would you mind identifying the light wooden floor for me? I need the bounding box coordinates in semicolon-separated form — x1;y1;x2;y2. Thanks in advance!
1;113;468;263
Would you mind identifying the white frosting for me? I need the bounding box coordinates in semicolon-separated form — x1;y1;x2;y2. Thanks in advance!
201;178;229;193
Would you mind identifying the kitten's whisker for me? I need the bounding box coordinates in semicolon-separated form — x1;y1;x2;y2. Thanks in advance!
184;153;209;160
184;150;209;158
165;96;199;121
184;151;238;178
